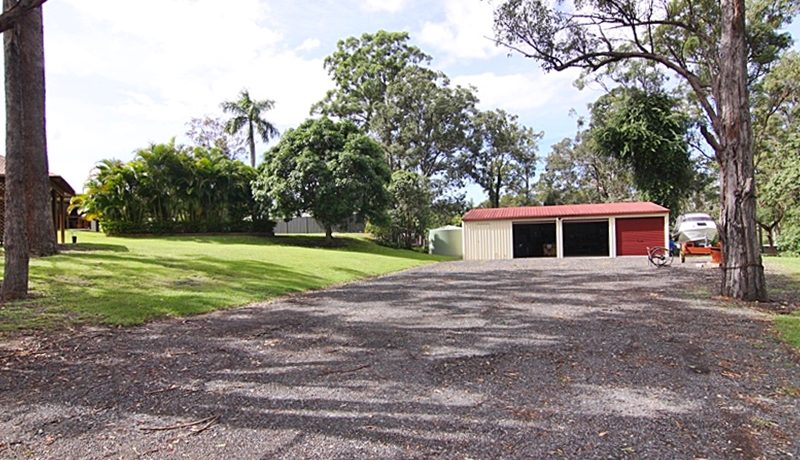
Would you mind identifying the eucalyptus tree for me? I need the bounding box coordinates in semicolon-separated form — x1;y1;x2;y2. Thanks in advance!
536;135;637;205
3;0;54;300
461;109;541;208
752;51;800;250
492;0;799;299
313;30;431;128
222;90;279;168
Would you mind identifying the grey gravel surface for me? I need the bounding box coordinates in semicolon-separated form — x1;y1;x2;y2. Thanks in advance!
1;257;798;459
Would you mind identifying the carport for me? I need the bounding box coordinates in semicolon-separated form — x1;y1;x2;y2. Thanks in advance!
461;202;669;261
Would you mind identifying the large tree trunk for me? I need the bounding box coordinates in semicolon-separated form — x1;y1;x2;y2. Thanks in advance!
324;224;333;244
717;0;767;301
2;1;34;299
18;5;55;256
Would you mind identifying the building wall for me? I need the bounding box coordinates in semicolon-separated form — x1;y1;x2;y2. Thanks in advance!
463;219;513;260
462;213;669;261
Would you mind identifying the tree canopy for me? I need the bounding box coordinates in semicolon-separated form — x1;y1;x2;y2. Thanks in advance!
72;142;265;234
258;117;391;242
461;109;541;208
590;88;694;215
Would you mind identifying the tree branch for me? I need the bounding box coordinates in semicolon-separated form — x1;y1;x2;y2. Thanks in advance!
0;0;47;33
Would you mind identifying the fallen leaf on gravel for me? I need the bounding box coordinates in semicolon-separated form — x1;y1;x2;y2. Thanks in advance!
598;432;608;437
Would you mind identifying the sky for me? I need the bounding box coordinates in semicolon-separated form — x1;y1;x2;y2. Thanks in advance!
3;0;798;204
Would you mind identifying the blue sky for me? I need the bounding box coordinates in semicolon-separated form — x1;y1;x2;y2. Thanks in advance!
3;0;797;204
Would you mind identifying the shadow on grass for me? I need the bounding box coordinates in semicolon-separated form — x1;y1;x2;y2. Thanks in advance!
6;252;330;329
56;243;130;253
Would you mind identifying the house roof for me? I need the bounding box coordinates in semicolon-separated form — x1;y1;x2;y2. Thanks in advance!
0;154;75;196
462;201;669;222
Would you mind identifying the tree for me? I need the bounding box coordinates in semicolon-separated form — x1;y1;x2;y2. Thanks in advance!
461;109;540;208
221;89;279;168
508;126;541;206
752;51;800;250
492;0;796;300
373;66;477;179
590;88;694;216
73;143;262;234
370;170;432;249
536;135;636;205
259;118;391;243
313;30;430;127
185;116;246;160
2;0;52;300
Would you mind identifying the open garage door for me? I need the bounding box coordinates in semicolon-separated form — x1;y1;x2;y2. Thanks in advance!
563;220;609;257
513;223;556;258
616;217;665;256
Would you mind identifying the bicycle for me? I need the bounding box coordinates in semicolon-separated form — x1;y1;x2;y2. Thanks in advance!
647;246;673;267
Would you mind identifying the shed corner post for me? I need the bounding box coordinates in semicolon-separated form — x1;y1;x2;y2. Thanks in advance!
556;218;564;259
609;217;617;258
664;214;670;247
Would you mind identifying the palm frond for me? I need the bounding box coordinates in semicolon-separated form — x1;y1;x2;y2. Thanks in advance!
225;116;248;135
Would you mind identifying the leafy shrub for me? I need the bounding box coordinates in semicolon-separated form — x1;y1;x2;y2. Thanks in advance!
101;219;275;236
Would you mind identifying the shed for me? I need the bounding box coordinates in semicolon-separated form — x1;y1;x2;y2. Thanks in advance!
462;202;669;260
0;155;76;244
428;225;463;258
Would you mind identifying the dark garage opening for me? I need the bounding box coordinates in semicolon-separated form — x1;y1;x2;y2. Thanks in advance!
563;220;609;257
513;223;556;258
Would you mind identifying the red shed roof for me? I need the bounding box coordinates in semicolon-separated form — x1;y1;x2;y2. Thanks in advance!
462;201;668;222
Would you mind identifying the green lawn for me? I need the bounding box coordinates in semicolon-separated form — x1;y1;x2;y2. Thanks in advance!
767;256;800;350
0;231;450;332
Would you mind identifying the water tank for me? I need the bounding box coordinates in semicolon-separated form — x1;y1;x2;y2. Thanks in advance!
428;225;463;258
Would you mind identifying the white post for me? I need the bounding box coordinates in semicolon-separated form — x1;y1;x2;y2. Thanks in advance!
556;218;564;259
664;214;670;247
609;217;616;258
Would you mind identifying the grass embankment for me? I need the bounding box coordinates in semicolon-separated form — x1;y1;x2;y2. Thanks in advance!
0;232;450;331
767;257;800;350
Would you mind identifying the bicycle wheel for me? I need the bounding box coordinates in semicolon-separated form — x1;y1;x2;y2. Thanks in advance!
648;246;673;267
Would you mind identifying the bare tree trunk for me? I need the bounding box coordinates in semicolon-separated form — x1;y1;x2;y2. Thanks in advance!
718;0;767;301
2;1;32;299
18;5;55;256
324;224;333;244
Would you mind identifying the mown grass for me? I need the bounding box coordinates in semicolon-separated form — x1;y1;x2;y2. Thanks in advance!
0;231;451;332
767;256;800;350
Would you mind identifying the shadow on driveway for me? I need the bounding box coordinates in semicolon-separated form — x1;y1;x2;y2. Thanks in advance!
1;257;798;458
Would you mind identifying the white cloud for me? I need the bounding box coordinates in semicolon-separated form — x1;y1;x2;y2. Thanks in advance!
452;69;601;113
296;38;321;52
32;0;333;190
418;0;500;60
362;0;410;13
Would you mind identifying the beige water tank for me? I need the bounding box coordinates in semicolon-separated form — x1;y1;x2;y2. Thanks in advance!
428;225;463;258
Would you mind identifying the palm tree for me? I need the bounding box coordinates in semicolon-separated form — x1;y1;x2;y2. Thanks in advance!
221;90;279;167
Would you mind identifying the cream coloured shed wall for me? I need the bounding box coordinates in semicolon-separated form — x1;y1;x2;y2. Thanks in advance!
463;220;513;260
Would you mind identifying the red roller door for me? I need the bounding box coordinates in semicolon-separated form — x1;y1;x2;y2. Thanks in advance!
616;217;665;256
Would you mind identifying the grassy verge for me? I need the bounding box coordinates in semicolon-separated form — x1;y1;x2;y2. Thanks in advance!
0;231;451;332
766;256;800;350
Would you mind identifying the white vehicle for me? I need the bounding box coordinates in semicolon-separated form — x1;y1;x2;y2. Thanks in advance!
673;213;718;243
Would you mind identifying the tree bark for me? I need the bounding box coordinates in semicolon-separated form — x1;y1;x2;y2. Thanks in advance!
717;0;767;301
2;0;34;299
324;224;333;244
17;4;55;256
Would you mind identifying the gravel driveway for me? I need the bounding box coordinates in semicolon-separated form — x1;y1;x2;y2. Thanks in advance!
1;257;798;459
